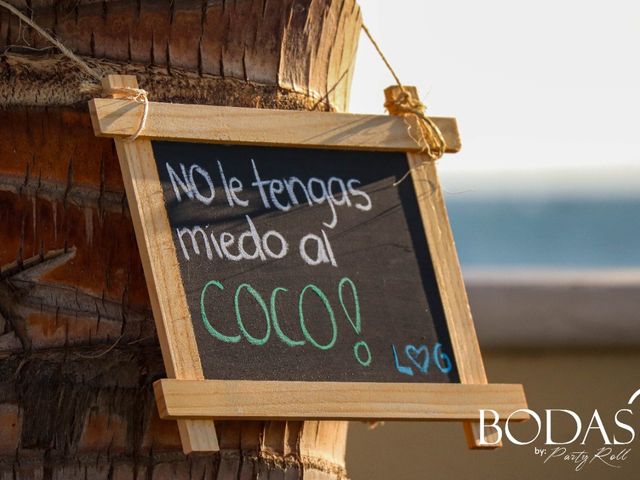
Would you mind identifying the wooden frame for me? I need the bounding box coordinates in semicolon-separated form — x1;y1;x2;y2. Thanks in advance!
154;380;527;421
90;96;461;153
90;75;527;454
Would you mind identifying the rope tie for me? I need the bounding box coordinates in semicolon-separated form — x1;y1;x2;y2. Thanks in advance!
0;0;149;141
361;23;447;162
384;91;447;161
106;87;150;141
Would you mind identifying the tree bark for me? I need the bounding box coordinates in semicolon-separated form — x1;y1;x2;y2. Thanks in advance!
0;1;361;478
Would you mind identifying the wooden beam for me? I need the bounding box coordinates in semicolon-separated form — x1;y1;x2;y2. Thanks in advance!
384;85;504;450
154;379;529;422
103;75;219;454
89;97;461;153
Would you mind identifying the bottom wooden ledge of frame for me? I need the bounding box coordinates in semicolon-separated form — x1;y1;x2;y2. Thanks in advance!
153;379;528;421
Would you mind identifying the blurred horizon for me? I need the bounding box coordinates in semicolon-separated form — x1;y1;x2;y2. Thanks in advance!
446;195;640;268
439;165;640;199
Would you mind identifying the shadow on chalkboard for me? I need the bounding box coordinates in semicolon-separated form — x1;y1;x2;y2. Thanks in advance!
396;173;461;383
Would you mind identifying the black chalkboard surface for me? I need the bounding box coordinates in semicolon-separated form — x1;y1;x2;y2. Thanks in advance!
152;140;458;383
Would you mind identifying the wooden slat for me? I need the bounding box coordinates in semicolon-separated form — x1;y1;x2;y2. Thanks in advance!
406;155;490;386
113;139;201;379
105;75;219;453
384;85;507;449
154;379;529;422
88;97;461;153
411;156;501;449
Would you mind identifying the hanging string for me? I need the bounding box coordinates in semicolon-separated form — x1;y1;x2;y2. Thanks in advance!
0;0;149;140
361;24;404;88
361;22;447;168
1;0;439;149
0;0;101;81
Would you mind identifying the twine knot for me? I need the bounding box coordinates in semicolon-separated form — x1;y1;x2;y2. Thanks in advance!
361;23;448;163
384;90;447;162
105;87;150;141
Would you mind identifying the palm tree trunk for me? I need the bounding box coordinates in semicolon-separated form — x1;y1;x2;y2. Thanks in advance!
0;1;361;478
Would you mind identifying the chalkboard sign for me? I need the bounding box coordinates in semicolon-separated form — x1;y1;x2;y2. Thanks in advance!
154;141;458;383
89;76;527;454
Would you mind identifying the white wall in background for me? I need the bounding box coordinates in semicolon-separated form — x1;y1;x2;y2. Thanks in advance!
351;0;640;175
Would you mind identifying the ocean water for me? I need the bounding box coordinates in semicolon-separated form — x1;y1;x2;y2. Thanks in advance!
445;197;640;268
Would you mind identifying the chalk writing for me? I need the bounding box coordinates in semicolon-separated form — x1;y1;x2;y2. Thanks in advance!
200;278;370;365
168;159;371;268
406;344;429;373
392;343;453;376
